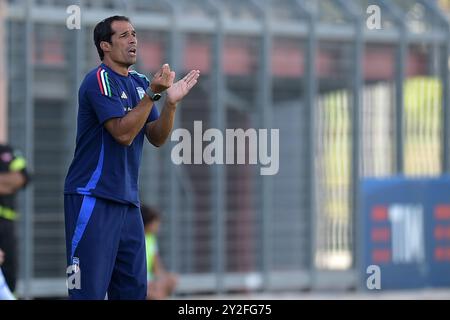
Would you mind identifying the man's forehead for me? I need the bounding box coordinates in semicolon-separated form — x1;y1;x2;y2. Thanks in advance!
111;20;135;33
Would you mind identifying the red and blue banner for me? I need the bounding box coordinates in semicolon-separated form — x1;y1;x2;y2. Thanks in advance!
360;177;450;289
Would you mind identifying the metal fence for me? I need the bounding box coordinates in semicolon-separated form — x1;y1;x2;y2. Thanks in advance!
3;0;450;298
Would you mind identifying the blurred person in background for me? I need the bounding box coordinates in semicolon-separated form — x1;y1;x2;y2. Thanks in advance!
63;15;199;299
141;205;177;300
0;143;28;294
0;248;16;300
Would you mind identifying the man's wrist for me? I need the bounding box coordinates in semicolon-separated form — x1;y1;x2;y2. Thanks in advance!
146;86;162;102
165;100;177;110
150;83;160;93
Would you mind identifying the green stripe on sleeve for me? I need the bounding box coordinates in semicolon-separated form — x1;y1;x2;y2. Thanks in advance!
105;72;112;97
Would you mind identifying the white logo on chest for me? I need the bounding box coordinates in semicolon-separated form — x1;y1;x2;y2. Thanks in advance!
136;87;145;100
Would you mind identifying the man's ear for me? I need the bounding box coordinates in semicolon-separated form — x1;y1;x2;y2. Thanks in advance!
100;41;112;54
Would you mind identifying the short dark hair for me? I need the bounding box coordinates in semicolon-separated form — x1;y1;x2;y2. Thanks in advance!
141;205;161;227
93;15;130;61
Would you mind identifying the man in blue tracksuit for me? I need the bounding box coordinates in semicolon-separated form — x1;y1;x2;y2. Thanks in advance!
64;15;200;299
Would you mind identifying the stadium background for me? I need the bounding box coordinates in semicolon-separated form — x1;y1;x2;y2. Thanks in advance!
1;0;450;298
